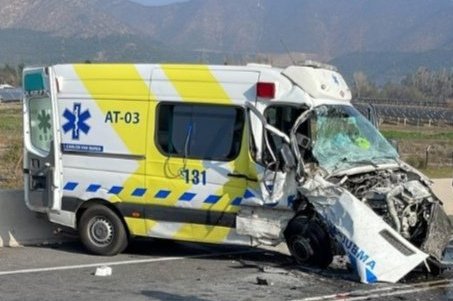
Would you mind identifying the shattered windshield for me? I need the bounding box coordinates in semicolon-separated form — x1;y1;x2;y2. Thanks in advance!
311;105;398;172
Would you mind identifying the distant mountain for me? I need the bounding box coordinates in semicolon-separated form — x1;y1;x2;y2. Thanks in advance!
1;0;453;83
130;0;188;6
0;28;200;66
331;49;453;84
102;0;453;58
0;0;134;38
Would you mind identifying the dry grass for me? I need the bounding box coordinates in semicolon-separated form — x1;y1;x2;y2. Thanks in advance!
380;124;453;174
0;103;23;188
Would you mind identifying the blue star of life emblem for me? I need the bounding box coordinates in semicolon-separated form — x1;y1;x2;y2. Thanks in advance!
62;103;91;140
332;74;340;85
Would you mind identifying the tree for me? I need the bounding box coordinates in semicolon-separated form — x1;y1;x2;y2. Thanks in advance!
352;71;379;98
0;64;20;86
402;67;453;101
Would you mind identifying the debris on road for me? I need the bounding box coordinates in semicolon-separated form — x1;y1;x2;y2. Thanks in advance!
260;266;290;275
256;276;271;286
94;266;112;277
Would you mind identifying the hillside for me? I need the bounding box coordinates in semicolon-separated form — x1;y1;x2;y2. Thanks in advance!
103;0;453;58
331;49;453;84
0;0;136;38
0;29;196;66
1;0;453;83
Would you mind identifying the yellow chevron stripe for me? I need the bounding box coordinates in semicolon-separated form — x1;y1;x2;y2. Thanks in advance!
173;224;233;244
74;64;154;236
74;64;248;244
74;64;153;156
161;65;231;104
159;64;247;243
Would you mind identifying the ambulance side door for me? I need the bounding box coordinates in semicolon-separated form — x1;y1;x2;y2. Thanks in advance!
145;101;250;243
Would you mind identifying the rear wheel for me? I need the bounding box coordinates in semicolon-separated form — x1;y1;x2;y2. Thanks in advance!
285;215;333;268
79;205;128;256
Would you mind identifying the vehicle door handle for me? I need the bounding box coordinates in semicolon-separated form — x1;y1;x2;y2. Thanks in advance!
35;162;51;176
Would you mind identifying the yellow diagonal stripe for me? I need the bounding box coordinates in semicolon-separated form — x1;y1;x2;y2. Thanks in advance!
161;64;231;104
161;64;243;243
74;64;154;155
74;64;154;236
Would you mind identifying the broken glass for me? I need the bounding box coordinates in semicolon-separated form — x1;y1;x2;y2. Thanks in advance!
312;105;398;172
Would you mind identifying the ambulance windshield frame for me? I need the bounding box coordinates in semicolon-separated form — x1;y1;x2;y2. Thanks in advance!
310;105;399;173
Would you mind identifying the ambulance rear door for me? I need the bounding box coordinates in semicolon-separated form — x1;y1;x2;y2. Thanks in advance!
23;67;63;212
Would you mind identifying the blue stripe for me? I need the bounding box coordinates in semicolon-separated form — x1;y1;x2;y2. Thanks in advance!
108;186;123;195
366;268;378;283
132;188;147;197
287;195;296;208
244;189;254;199
155;190;171;199
231;197;242;206
179;192;196;201
204;195;221;204
86;184;101;193
63;182;78;191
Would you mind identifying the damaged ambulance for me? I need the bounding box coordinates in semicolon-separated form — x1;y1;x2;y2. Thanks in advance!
23;62;451;284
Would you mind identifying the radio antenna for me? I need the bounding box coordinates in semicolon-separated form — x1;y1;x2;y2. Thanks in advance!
280;38;296;65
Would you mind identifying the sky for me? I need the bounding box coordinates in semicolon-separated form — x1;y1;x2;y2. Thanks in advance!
130;0;189;6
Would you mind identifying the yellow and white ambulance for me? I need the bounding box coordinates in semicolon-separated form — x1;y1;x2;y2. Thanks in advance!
23;62;450;283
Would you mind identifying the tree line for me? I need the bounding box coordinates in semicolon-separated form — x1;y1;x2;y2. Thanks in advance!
353;67;453;102
2;62;453;103
0;64;24;86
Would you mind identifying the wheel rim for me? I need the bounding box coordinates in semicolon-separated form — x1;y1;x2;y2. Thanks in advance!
291;235;313;262
88;216;114;247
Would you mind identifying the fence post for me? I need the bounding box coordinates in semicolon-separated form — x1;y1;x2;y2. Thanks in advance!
425;145;432;169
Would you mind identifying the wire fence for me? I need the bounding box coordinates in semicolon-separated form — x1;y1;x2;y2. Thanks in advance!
353;99;453;127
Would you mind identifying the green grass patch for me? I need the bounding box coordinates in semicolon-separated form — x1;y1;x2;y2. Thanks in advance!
0;106;22;133
0;104;23;188
381;129;453;141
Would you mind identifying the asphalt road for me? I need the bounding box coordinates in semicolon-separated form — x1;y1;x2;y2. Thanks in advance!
1;239;453;301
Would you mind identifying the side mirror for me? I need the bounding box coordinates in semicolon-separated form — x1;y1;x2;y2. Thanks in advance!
280;144;296;172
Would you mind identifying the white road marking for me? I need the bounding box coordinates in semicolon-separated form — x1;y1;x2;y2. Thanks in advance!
292;279;453;301
345;283;453;300
0;249;259;277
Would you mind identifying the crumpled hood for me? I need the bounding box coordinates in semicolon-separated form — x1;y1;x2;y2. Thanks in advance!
298;175;448;283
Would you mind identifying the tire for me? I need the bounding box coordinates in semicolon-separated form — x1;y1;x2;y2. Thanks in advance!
425;257;444;276
285;215;333;268
79;205;128;256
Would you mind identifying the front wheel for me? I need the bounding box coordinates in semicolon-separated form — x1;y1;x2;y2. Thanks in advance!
79;205;128;256
285;215;333;268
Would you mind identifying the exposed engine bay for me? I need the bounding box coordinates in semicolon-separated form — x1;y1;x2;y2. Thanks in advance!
330;169;451;262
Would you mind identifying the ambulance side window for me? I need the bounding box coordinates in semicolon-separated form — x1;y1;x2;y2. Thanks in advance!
28;96;53;152
156;103;244;161
263;105;308;165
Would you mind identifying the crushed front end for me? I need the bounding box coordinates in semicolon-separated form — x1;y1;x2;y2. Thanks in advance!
292;104;452;283
237;63;451;283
